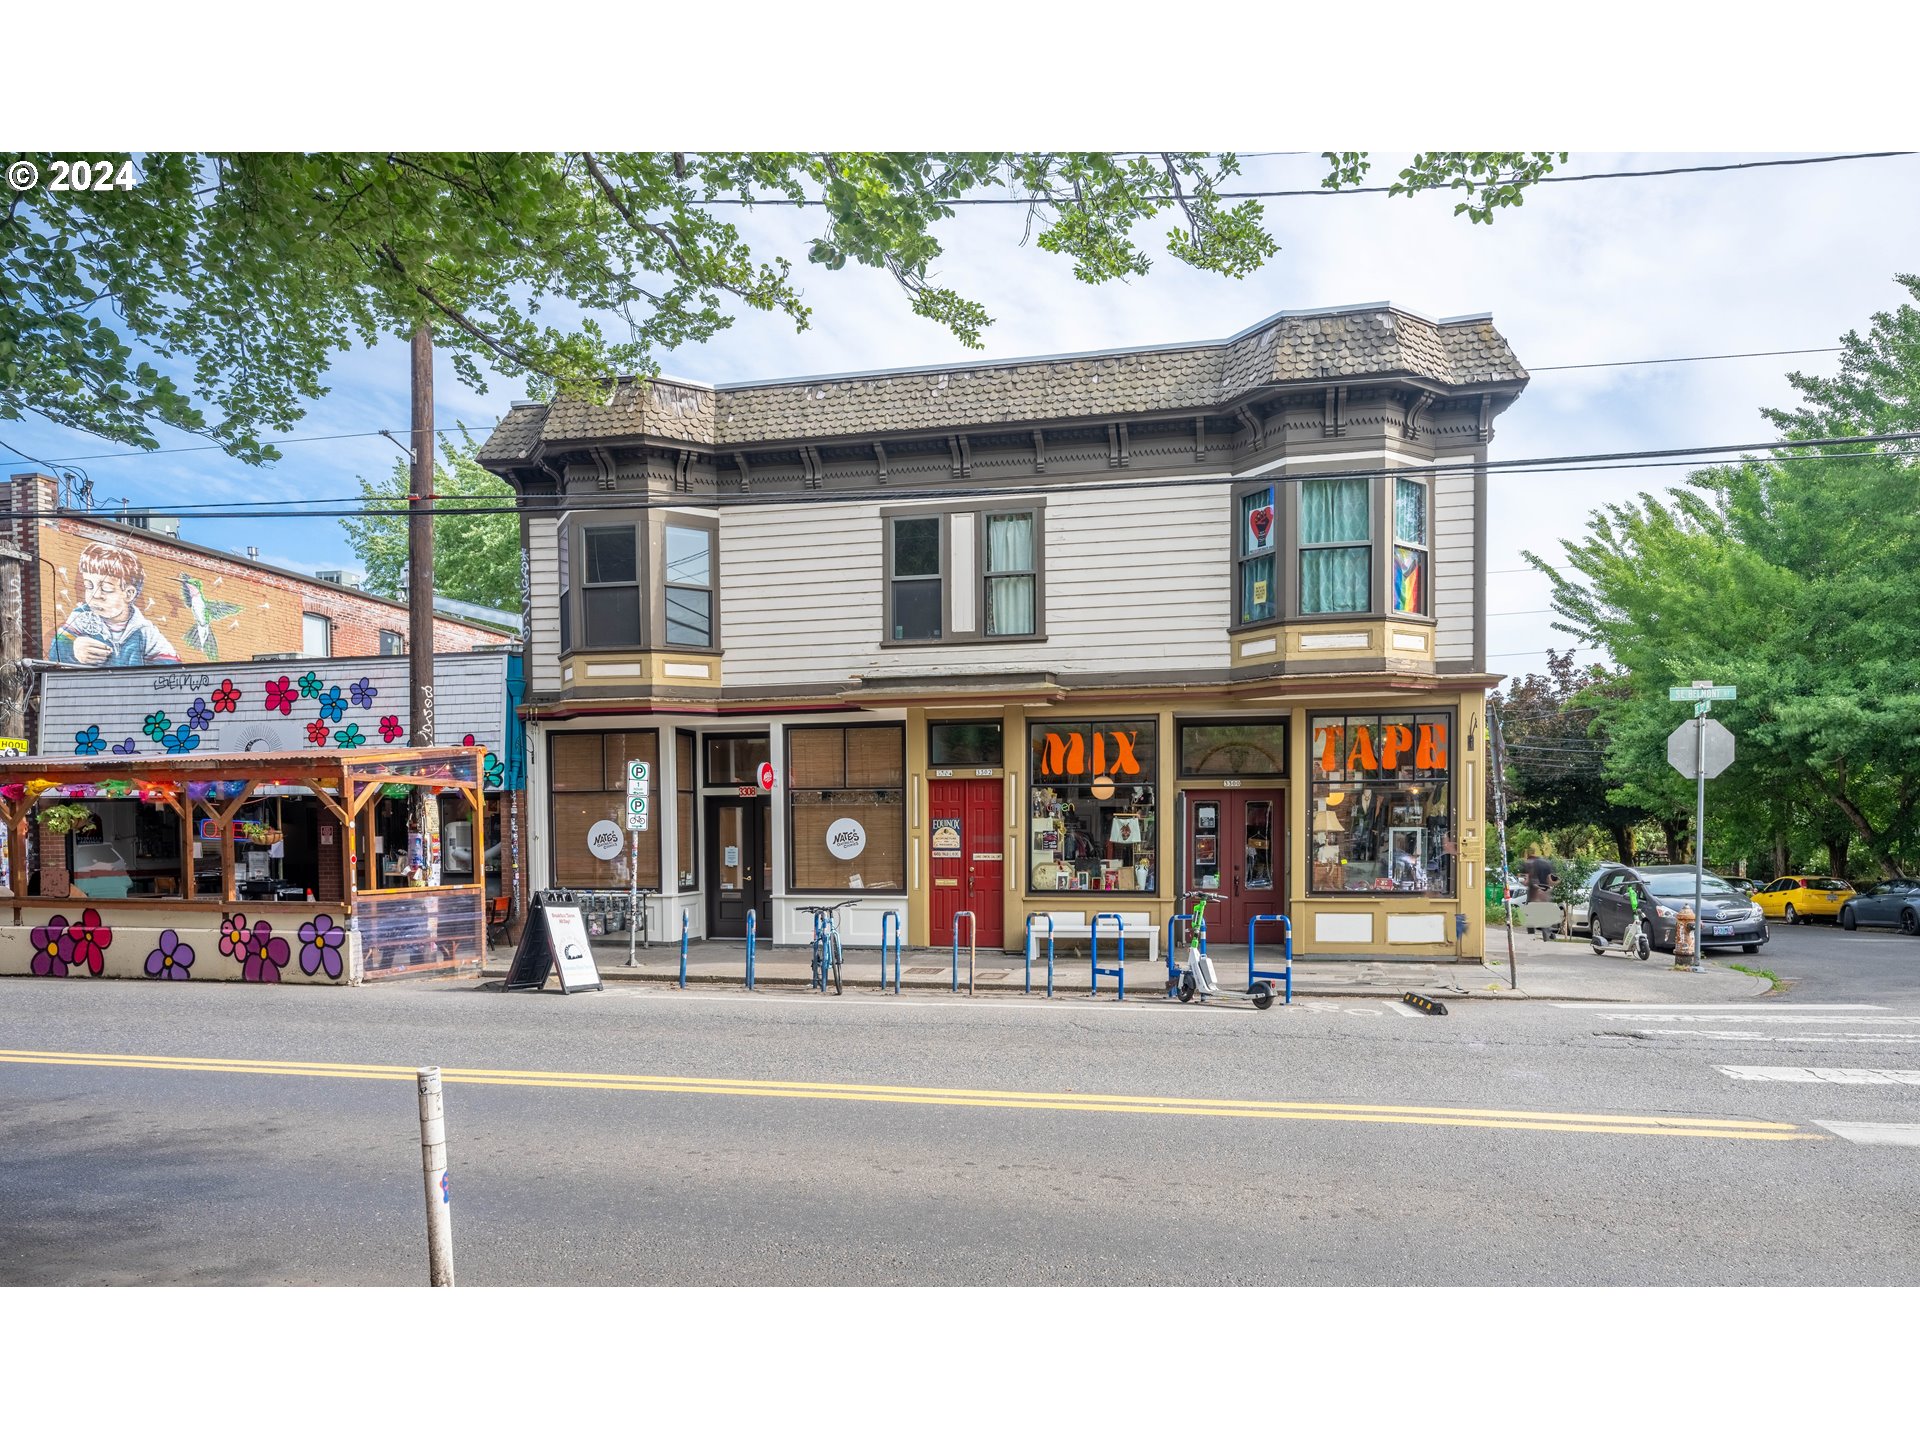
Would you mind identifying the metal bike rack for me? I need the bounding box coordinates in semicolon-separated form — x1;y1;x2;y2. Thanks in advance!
1165;912;1209;996
1025;912;1056;998
1091;913;1128;1000
879;910;902;994
745;910;756;991
1247;914;1293;1004
809;908;826;992
678;911;690;990
952;911;976;995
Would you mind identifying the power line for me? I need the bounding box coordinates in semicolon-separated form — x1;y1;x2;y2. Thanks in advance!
1530;346;1841;373
35;423;499;465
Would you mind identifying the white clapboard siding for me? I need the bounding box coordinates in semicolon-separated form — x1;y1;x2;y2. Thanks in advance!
525;514;562;691
1432;467;1476;664
719;481;1231;688
38;651;510;761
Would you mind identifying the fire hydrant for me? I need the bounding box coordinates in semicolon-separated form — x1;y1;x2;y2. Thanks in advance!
1673;905;1699;971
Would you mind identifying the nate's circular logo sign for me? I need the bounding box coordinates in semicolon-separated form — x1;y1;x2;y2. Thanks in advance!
587;820;625;860
825;818;867;860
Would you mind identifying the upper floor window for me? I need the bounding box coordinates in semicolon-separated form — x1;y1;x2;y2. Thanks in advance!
984;512;1037;637
301;612;331;658
1392;476;1428;616
1237;486;1276;624
664;524;713;647
556;518;572;654
378;629;405;656
1299;476;1370;615
889;516;942;641
582;525;641;647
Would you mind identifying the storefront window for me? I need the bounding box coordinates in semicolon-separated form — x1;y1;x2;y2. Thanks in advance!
1178;721;1287;778
929;721;1002;768
550;731;661;889
1027;720;1157;895
1308;712;1453;896
787;724;906;892
675;730;697;890
64;799;183;899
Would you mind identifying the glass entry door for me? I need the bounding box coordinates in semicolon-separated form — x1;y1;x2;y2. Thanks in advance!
705;796;770;938
1185;790;1286;944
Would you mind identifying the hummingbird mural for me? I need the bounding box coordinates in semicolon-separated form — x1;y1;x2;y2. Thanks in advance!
179;575;244;659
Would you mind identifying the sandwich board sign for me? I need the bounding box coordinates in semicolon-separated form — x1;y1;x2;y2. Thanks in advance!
503;893;604;994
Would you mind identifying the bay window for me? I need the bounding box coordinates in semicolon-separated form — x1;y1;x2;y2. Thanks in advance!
1237;485;1277;624
1299;476;1371;614
889;516;942;641
665;523;713;646
984;512;1037;637
1393;476;1429;616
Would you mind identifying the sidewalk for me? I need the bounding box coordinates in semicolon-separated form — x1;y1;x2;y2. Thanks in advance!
483;927;1773;1003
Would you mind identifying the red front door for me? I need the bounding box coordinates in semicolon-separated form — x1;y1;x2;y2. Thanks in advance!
1185;791;1286;946
930;778;1004;948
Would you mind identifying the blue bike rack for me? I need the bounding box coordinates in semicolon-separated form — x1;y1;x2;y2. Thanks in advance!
1025;913;1056;998
678;911;690;989
809;908;827;992
879;910;902;994
951;911;976;995
745;910;756;990
1247;914;1293;1004
1166;912;1209;996
1091;913;1127;1000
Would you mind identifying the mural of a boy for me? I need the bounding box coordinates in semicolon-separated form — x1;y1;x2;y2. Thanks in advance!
50;543;181;667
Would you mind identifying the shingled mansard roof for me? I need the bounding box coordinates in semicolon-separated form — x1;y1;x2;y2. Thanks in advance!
477;302;1525;464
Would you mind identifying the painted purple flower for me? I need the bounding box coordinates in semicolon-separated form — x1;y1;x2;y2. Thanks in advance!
241;920;290;983
29;915;75;977
144;930;194;980
298;914;346;979
69;908;113;975
350;677;378;710
185;696;214;731
111;737;139;754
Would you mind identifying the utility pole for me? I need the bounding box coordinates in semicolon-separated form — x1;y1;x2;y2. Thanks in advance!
1489;699;1519;991
408;324;436;746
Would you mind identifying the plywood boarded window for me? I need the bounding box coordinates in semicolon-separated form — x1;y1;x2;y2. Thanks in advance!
549;731;661;889
787;723;905;892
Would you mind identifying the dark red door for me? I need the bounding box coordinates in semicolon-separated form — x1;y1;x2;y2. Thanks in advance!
930;778;1004;948
1185;791;1286;946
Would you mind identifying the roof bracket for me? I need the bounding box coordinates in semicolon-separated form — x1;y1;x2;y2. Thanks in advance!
1107;422;1130;468
873;441;888;484
948;435;971;479
1404;391;1435;441
731;451;751;493
1235;405;1264;452
801;445;824;490
1193;416;1207;463
1478;393;1494;443
592;446;618;491
1031;430;1046;474
1323;387;1347;439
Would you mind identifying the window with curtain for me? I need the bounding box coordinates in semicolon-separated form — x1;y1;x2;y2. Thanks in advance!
1299;476;1370;614
1393;476;1428;616
1237;486;1276;624
890;517;942;641
549;731;661;888
984;511;1036;636
664;524;713;646
582;526;642;647
787;724;906;891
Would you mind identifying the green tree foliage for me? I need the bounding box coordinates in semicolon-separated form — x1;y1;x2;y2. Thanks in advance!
339;434;520;611
3;151;1568;463
1529;275;1920;879
1495;650;1648;861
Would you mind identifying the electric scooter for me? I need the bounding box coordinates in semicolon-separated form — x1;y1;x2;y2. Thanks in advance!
1169;888;1279;1011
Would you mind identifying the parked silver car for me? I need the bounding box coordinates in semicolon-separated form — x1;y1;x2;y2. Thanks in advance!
1839;878;1920;934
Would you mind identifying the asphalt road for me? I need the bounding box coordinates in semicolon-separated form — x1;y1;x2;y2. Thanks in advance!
1754;915;1920;1004
3;926;1916;1286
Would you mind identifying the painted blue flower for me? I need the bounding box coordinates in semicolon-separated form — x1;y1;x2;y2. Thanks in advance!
185;696;215;731
161;725;201;754
349;677;378;710
317;686;348;723
142;711;171;741
73;725;105;756
111;738;139;755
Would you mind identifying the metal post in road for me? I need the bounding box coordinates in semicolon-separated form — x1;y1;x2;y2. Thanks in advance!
1667;682;1737;975
1691;700;1707;974
417;1066;455;1287
1490;700;1519;991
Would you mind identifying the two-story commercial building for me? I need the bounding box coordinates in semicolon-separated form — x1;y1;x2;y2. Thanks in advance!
478;302;1526;960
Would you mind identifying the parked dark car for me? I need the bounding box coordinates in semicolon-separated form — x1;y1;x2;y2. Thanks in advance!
1588;864;1769;955
1839;878;1920;934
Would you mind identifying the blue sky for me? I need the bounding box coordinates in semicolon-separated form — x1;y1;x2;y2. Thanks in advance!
8;150;1919;677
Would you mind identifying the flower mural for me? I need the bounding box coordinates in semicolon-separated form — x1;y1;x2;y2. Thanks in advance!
73;725;105;756
350;677;378;710
109;737;139;754
298;914;346;979
211;678;241;713
298;671;323;700
305;720;330;747
143;711;171;741
483;753;507;789
335;722;366;750
30;915;74;976
144;930;195;980
69;908;113;975
317;686;348;723
378;715;404;743
161;725;201;754
239;919;290;983
219;913;251;960
185;696;214;731
264;676;296;716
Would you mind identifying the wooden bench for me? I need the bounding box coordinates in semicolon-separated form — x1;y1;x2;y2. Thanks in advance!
1023;910;1159;963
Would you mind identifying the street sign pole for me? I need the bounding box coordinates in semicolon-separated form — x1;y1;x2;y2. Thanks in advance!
1692;712;1706;973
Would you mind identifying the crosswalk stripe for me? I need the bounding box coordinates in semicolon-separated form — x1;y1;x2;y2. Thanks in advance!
1554;1003;1884;1010
1815;1121;1920;1146
1717;1065;1920;1084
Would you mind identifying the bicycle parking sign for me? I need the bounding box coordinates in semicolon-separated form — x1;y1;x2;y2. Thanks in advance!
626;760;650;832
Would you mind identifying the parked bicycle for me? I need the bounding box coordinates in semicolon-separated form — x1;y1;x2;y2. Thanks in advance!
797;899;859;994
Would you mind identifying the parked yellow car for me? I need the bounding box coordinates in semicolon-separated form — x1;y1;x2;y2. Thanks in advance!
1754;875;1856;924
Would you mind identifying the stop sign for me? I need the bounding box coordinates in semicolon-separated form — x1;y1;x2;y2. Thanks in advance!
1668;717;1735;779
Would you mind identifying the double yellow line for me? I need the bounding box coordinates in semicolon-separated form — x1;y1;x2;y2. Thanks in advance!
0;1047;1814;1141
